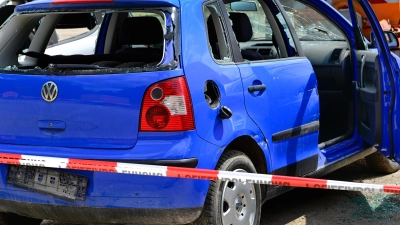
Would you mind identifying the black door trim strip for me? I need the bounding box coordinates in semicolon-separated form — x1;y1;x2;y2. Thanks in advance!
106;158;198;168
272;121;319;142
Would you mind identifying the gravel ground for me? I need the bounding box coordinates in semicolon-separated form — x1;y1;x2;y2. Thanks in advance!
261;159;400;225
40;159;400;225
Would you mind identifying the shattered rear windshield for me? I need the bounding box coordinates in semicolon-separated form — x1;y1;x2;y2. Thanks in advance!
0;8;178;75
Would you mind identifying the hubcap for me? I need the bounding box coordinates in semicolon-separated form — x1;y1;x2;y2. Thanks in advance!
221;169;256;225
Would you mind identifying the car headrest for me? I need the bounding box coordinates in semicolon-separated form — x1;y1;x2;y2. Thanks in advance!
119;17;164;45
58;13;97;30
229;12;252;42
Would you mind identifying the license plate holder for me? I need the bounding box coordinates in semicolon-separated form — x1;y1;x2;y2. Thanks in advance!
6;165;88;203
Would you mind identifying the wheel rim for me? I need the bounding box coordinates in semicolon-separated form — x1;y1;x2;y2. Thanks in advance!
221;169;256;225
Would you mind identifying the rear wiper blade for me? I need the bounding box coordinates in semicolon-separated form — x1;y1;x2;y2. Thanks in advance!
48;64;107;70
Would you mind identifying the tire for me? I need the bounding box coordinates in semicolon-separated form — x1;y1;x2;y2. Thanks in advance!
366;151;400;174
0;212;42;225
190;150;262;225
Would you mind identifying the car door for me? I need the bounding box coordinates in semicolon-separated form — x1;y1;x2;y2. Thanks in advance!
345;0;400;161
223;0;320;176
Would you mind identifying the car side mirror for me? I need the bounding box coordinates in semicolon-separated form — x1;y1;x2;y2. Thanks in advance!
230;1;257;11
370;31;399;50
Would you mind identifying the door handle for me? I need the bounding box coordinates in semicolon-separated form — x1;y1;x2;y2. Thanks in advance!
38;120;66;130
248;84;266;92
38;120;66;135
359;55;366;88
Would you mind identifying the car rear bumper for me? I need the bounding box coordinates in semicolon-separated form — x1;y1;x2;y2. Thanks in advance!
0;131;218;223
0;199;202;224
0;166;210;222
0;167;209;222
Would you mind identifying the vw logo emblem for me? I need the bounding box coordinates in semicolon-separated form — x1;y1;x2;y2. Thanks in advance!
41;81;58;102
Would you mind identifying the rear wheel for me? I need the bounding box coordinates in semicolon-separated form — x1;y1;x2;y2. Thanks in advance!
0;212;42;225
366;151;400;174
191;150;262;225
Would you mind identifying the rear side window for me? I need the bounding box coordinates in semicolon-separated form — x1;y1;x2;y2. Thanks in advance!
0;9;178;75
224;0;298;60
204;3;234;63
226;1;272;41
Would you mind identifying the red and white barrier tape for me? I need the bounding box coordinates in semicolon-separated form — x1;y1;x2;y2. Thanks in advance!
1;153;400;194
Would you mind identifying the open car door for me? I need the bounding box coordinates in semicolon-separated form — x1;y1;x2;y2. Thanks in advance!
346;0;400;162
355;50;383;146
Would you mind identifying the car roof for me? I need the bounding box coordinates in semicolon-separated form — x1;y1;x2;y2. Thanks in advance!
15;0;180;12
15;0;333;15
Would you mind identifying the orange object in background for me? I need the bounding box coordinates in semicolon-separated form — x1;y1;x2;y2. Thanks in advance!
331;0;400;39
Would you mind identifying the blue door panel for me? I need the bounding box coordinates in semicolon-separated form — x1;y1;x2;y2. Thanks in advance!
238;59;319;132
179;0;268;163
271;132;319;173
238;58;319;173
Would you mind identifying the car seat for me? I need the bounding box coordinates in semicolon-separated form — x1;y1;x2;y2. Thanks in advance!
229;12;264;61
115;17;164;63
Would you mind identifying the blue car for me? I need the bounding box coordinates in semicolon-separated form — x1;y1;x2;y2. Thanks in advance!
0;0;399;224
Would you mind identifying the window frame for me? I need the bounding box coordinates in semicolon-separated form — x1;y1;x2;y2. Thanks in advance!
104;10;167;55
219;0;304;64
273;0;304;57
279;0;352;49
202;0;241;65
0;9;178;73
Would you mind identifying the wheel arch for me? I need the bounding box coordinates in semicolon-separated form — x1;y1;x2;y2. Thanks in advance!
223;135;269;175
218;135;271;200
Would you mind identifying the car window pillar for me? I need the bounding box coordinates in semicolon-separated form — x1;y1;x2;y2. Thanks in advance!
216;0;243;63
345;0;366;50
208;5;230;59
29;15;62;54
273;0;304;57
257;0;288;58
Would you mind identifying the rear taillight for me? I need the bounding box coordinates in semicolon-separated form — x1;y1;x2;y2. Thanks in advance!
140;77;195;131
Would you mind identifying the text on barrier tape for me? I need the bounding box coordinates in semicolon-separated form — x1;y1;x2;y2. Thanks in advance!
0;153;399;194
